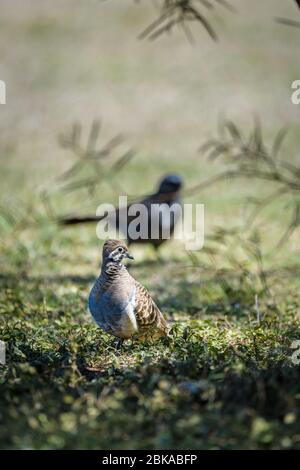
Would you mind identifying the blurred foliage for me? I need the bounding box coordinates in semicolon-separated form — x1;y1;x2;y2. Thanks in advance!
56;120;135;197
276;0;300;29
137;0;235;43
188;118;300;248
135;1;300;41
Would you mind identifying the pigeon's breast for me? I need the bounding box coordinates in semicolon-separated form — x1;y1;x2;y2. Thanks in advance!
88;285;138;338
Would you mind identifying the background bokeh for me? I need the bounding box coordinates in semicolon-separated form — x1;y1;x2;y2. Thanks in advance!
0;0;299;187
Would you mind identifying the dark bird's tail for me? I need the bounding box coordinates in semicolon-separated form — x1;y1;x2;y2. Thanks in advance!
58;214;107;226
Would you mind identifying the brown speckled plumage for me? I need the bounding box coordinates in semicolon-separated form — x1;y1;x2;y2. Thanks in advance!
88;240;169;343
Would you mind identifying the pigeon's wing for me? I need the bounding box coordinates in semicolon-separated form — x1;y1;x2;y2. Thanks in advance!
134;281;169;339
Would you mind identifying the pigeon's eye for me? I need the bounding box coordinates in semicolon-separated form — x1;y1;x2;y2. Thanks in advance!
118;247;123;252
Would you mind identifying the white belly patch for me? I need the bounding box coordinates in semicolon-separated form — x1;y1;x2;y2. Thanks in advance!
119;289;138;338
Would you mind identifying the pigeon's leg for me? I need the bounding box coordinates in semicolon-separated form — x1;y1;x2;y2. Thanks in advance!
114;338;124;350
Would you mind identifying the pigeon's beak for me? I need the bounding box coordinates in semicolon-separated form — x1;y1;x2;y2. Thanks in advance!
126;252;134;260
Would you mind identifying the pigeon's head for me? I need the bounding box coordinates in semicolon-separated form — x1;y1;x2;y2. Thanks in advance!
157;174;183;194
102;239;134;263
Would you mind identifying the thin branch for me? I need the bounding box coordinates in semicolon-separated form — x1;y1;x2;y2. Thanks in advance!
275;17;300;29
138;0;234;42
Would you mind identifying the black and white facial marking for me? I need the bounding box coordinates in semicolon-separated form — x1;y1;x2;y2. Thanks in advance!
108;245;134;263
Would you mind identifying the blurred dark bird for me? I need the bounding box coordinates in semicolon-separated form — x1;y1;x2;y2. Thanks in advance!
58;174;183;250
88;239;170;348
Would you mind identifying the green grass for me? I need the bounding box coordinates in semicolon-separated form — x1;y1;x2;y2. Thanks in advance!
1;0;300;450
0;224;300;449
